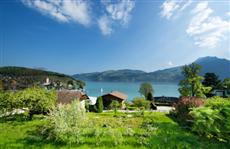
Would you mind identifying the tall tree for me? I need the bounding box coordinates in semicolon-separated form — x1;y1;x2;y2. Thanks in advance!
222;78;230;89
178;63;211;98
139;82;154;99
146;92;154;101
96;96;103;113
202;73;221;90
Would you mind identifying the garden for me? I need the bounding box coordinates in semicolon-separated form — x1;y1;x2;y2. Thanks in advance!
0;87;230;148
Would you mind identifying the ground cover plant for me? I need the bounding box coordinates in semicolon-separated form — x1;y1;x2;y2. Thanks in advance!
0;110;229;148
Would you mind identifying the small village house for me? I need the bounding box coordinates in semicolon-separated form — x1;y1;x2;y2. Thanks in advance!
212;89;230;98
101;91;128;109
57;90;89;107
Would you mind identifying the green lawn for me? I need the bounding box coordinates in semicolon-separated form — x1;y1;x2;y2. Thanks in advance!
0;112;229;149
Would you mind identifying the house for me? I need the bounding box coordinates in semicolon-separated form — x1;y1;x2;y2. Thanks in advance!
101;91;128;109
212;89;230;98
57;90;89;107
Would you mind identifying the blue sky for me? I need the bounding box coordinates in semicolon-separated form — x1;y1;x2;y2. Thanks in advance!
0;0;229;74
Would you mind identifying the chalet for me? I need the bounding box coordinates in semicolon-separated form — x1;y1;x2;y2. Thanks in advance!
101;91;128;109
212;89;230;98
57;90;89;106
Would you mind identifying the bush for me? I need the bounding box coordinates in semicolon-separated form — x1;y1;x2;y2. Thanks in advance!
96;96;103;113
0;91;16;115
126;106;138;111
172;97;204;125
18;87;56;119
190;97;230;142
109;100;120;116
132;97;150;110
0;87;56;119
48;100;88;144
204;96;230;109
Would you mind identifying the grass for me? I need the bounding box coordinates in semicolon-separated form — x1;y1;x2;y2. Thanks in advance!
0;112;229;149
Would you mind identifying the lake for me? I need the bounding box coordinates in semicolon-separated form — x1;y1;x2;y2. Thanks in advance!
84;81;179;101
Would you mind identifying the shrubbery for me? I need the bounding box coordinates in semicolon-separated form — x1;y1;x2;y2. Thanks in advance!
109;100;120;116
171;97;204;125
132;97;150;110
48;100;88;144
0;87;56;119
45;100;125;145
96;96;103;113
190;97;230;142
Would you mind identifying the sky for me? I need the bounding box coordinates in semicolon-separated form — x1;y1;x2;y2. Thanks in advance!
0;0;230;75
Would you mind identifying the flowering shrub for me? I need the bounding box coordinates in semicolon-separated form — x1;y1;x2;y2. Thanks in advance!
171;97;204;125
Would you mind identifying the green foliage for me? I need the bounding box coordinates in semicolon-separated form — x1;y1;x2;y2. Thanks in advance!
0;80;3;91
96;96;103;113
0;87;56;119
202;73;222;90
223;78;230;89
132;97;150;110
190;98;230;142
0;112;229;148
0;91;17;115
109;100;120;116
18;87;56;119
139;82;154;98
146;92;154;101
205;96;230;109
171;97;205;125
48;100;87;144
178;63;212;97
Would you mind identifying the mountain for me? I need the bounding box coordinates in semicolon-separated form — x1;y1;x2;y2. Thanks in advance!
74;69;146;82
0;66;85;90
73;56;230;82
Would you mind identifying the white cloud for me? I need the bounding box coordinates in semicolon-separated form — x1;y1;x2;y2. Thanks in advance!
161;0;179;19
22;0;91;26
186;1;230;48
22;0;135;36
103;0;135;25
97;0;135;35
180;0;192;11
227;12;230;16
98;16;113;35
160;0;192;19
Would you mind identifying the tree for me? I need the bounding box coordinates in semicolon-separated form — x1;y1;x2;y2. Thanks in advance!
202;73;221;90
109;100;120;116
139;82;154;99
19;87;57;119
222;78;230;89
96;96;103;113
178;63;211;98
0;87;56;119
146;92;154;101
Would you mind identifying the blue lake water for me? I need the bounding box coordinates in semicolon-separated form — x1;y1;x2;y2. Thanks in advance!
84;81;179;101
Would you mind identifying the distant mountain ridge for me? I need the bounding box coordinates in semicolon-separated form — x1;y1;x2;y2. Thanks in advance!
73;56;230;82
